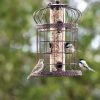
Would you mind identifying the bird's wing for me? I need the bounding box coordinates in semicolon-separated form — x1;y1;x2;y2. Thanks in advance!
83;61;95;72
30;63;40;73
33;63;44;73
84;64;88;69
81;60;88;68
31;64;39;72
33;65;42;72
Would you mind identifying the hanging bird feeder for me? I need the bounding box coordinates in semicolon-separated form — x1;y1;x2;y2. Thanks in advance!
33;0;82;77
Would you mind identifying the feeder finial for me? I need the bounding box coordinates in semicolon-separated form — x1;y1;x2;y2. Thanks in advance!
55;0;60;4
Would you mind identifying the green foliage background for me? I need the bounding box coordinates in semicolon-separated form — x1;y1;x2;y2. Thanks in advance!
0;0;100;100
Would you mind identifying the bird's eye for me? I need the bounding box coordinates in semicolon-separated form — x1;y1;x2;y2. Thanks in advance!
79;62;83;64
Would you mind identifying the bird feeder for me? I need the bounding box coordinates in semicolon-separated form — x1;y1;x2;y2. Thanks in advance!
33;0;82;77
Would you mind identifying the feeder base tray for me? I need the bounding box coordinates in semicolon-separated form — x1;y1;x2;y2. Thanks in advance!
31;70;82;77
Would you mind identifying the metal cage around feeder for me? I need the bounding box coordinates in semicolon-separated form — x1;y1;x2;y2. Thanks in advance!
33;0;82;77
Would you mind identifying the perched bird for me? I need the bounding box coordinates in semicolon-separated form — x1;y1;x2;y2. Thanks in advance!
27;59;44;79
79;59;95;72
65;42;75;53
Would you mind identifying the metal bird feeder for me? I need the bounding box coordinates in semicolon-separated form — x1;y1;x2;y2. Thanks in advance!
33;0;82;77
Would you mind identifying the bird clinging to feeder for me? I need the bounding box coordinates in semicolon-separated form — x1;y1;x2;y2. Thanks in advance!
79;59;95;72
30;0;83;77
65;42;75;53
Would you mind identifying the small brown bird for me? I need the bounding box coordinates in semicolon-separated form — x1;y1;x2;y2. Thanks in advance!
27;59;44;79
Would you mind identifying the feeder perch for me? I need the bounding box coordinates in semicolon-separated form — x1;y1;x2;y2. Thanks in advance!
33;0;82;77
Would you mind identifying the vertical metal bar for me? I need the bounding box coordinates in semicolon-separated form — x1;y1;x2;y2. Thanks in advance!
44;31;46;66
73;27;75;69
37;30;39;62
76;25;79;69
39;32;41;58
63;8;65;71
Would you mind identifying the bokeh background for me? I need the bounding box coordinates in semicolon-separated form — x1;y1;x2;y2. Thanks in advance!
0;0;100;100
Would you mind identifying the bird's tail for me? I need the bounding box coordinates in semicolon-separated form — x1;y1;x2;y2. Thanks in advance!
27;73;34;80
27;73;39;79
89;67;95;72
27;74;32;80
